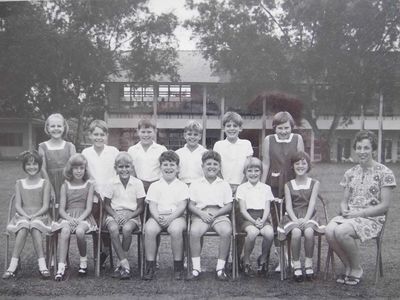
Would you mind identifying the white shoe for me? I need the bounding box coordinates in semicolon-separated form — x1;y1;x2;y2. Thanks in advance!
275;264;281;273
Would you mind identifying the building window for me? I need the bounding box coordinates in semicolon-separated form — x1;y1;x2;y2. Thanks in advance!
0;133;23;146
122;84;154;102
159;85;191;102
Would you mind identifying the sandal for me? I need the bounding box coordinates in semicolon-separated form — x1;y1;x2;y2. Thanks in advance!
344;275;362;286
293;268;303;282
39;269;51;279
216;269;229;281
55;270;65;281
78;267;88;276
304;267;314;280
336;274;348;284
2;270;16;280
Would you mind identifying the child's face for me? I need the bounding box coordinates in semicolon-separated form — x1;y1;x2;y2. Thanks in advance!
72;165;86;181
47;117;65;139
293;159;308;176
184;130;201;148
89;127;107;148
245;166;261;185
115;161;133;179
25;159;40;176
160;160;178;182
224;120;241;141
202;158;220;179
138;127;155;146
275;121;292;140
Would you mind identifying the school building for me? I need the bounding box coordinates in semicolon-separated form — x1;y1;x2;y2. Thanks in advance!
104;50;400;163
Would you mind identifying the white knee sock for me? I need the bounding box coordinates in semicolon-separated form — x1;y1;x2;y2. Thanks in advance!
216;259;226;272
8;257;19;272
58;263;66;273
120;258;130;270
192;257;201;272
292;260;301;269
305;257;313;268
80;256;88;269
38;257;47;271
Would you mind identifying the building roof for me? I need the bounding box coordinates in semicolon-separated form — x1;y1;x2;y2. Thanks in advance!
107;50;229;84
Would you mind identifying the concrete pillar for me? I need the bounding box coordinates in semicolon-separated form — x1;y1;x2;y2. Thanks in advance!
220;96;225;141
310;129;315;162
202;86;207;147
153;84;158;143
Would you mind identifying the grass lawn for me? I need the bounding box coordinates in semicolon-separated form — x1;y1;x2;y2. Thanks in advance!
0;161;399;299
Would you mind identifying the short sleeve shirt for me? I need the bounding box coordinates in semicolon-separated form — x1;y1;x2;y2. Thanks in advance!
213;138;253;185
236;181;274;210
146;178;189;213
189;177;233;209
103;176;146;211
82;145;119;197
128;142;167;182
175;144;208;184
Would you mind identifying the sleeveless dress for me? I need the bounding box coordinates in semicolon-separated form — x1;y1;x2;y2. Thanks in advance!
52;181;97;233
39;141;74;204
266;133;299;198
278;178;325;240
330;163;396;242
7;179;51;234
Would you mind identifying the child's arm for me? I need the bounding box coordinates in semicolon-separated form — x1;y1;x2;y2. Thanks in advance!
58;183;73;221
69;142;77;156
130;197;145;219
211;202;233;218
148;201;160;222
38;145;54;197
297;134;305;152
103;197;117;219
284;183;298;222
188;200;214;223
161;199;188;227
303;180;320;222
77;183;94;222
31;180;51;219
261;199;271;226
14;182;30;219
261;136;270;183
238;198;257;225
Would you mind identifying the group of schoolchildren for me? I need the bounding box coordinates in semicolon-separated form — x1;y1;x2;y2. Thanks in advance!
3;110;323;284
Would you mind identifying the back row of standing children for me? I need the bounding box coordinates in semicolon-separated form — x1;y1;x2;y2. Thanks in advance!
4;110;322;283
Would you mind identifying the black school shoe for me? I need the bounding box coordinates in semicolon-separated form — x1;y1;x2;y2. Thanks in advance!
143;262;155;281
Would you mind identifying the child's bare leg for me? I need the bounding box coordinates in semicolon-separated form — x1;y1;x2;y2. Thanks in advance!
260;225;274;257
214;221;232;261
58;227;71;264
167;218;186;261
122;221;138;253
108;221;124;260
11;228;29;259
325;222;351;274
144;218;162;261
75;223;89;257
31;228;45;259
304;227;315;258
189;221;208;258
243;226;259;265
291;228;302;262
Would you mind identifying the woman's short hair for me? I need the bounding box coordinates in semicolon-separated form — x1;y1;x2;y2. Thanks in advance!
159;150;179;165
243;157;263;175
290;151;311;172
272;111;295;132
202;150;221;164
44;113;69;138
353;130;378;151
63;154;90;182
20;150;43;173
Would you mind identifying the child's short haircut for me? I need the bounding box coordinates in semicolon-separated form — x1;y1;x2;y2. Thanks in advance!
290;151;311;172
201;150;221;164
64;154;90;182
20;150;43;173
272;111;295;131
44;113;69;138
243;157;263;175
114;151;133;167
159;150;179;165
222;111;243;127
88;119;108;134
184;120;203;133
138;118;156;130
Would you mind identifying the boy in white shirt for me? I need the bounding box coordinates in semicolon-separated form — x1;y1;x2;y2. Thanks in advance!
143;151;189;281
128;119;167;192
82;119;119;267
213;111;253;194
175;121;207;185
103;152;146;280
188;150;233;281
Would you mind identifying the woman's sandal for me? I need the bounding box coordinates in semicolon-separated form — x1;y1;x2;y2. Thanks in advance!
293;268;304;282
336;274;348;284
2;270;16;280
39;269;51;279
344;275;362;286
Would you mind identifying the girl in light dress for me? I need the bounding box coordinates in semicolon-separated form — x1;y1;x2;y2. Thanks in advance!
3;151;52;279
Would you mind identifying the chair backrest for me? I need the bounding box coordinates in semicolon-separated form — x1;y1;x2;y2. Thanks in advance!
6;194;16;225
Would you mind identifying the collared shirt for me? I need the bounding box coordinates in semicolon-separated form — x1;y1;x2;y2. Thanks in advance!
189;177;233;209
175;144;208;184
146;178;189;213
213;138;253;185
82;145;119;198
128;142;167;182
103;176;146;211
236;181;274;210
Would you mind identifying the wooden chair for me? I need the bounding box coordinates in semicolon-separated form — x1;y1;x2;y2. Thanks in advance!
186;204;237;280
3;194;55;273
278;195;329;280
324;211;388;284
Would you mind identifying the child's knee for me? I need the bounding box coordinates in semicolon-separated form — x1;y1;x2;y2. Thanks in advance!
75;227;86;239
217;224;232;238
261;226;274;240
144;222;160;237
245;227;259;239
107;222;119;235
60;227;70;238
291;228;302;238
304;227;314;238
122;223;135;236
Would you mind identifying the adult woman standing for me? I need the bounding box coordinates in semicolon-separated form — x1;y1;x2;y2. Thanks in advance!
325;130;396;285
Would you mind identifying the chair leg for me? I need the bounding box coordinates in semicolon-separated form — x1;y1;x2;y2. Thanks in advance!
53;233;58;275
5;235;9;272
317;236;322;273
280;241;285;281
186;232;191;279
141;233;145;279
287;238;292;277
232;235;237;280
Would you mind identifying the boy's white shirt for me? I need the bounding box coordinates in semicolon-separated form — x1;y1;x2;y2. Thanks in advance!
236;181;274;210
128;142;167;182
189;176;233;209
213;138;253;185
82;145;119;200
103;176;146;211
145;177;189;213
176;144;208;184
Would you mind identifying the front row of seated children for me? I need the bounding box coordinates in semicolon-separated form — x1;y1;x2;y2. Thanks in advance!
4;147;322;282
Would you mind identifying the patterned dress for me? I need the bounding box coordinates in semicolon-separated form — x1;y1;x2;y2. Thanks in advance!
278;178;324;240
39;141;75;204
7;179;51;234
330;163;396;242
52;181;97;233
